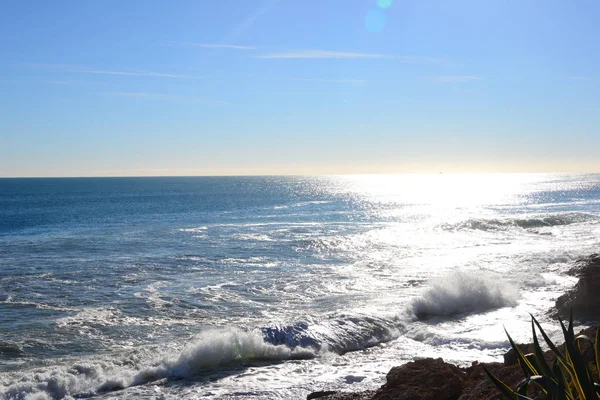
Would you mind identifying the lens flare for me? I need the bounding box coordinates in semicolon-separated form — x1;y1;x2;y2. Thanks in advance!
377;0;393;9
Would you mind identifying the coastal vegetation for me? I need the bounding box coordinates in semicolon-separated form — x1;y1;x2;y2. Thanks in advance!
485;313;600;399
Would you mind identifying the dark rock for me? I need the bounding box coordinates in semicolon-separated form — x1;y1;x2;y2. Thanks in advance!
503;343;535;366
373;358;467;400
307;391;376;400
459;361;524;400
307;391;339;399
555;254;600;321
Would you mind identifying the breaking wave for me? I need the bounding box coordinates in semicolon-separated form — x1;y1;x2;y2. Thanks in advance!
442;213;595;232
0;328;314;400
0;314;399;400
409;271;519;320
261;314;400;354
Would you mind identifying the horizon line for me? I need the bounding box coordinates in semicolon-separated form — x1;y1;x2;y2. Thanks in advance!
0;171;596;179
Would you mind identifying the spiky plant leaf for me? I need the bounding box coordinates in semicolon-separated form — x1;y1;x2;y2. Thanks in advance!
596;326;600;387
532;315;579;387
531;318;553;377
552;359;573;400
516;375;557;399
568;311;575;340
506;327;538;377
560;318;597;399
483;367;531;400
532;314;567;364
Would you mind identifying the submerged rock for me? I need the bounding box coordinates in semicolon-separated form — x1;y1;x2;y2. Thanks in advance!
555;254;600;321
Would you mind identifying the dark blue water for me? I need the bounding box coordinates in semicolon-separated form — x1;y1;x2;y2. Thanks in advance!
1;174;599;399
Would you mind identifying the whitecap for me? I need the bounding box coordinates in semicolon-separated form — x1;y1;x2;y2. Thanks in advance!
408;271;519;320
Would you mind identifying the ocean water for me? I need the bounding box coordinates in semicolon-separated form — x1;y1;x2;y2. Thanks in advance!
0;174;599;399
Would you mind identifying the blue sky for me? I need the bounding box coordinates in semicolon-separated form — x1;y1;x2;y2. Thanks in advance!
1;0;599;176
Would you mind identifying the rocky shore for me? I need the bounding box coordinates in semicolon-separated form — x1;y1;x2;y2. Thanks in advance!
308;254;600;400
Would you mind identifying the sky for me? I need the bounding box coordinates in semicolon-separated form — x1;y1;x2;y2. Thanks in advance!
1;0;599;177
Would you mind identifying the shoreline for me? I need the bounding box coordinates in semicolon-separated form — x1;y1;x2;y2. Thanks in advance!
308;254;600;400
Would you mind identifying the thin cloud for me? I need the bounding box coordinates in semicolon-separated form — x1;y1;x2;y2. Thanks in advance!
288;77;367;85
109;92;227;104
23;63;199;79
169;42;256;50
222;0;280;43
256;50;394;59
256;50;450;64
431;75;482;83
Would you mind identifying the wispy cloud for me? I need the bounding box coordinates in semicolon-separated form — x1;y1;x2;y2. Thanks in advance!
256;50;394;59
256;50;450;64
23;63;199;79
431;75;482;83
222;0;280;43
169;42;256;50
109;92;227;104
288;77;367;85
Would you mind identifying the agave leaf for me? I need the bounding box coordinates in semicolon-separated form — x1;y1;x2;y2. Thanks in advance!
532;315;579;391
560;318;597;399
483;367;531;400
575;335;593;356
531;318;553;377
532;314;566;364
524;353;546;384
516;375;558;399
596;326;600;388
568;311;575;340
505;327;538;377
552;359;573;400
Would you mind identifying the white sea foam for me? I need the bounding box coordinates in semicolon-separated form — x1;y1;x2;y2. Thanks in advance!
131;329;314;386
409;271;519;319
179;226;208;233
0;329;315;400
133;281;173;308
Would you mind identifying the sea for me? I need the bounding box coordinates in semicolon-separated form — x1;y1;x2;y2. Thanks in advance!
1;174;599;400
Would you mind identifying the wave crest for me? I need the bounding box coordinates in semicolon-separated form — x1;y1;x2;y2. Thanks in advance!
442;213;594;232
261;314;400;354
0;329;315;400
132;328;314;385
409;271;519;320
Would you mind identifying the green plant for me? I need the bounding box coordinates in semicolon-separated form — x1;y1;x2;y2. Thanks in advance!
484;313;600;399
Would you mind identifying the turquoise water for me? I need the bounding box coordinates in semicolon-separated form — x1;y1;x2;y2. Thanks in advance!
1;174;599;399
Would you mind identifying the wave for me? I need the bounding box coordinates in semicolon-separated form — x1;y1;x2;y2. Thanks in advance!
273;201;332;210
261;314;400;354
408;271;519;320
0;312;403;399
125;329;315;388
405;325;509;350
441;213;595;232
0;341;25;357
0;329;314;400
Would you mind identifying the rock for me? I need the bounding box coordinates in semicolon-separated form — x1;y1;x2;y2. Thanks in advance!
373;358;467;400
502;343;536;366
307;391;339;399
459;361;524;400
305;358;468;400
555;254;600;321
307;391;376;400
